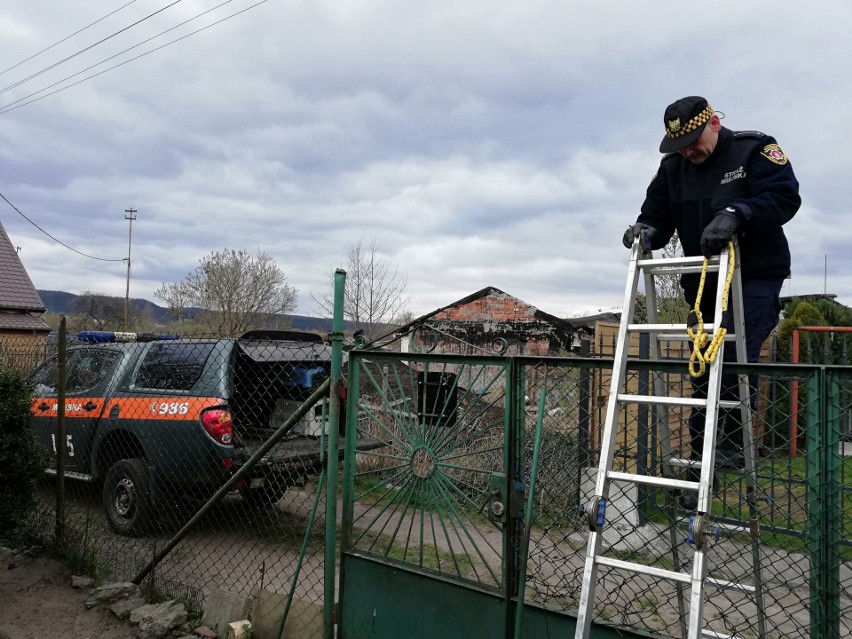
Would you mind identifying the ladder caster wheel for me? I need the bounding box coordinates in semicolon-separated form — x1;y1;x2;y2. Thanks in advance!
713;525;721;542
688;514;708;550
584;498;606;532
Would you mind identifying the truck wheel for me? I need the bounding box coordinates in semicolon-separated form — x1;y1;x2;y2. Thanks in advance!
239;476;288;508
103;458;153;535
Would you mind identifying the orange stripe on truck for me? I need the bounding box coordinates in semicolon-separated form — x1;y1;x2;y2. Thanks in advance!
31;397;225;419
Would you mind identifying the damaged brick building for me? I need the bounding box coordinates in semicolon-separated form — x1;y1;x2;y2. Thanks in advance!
398;286;589;358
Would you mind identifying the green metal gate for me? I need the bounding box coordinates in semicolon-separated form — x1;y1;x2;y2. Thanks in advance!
336;349;645;639
339;351;515;638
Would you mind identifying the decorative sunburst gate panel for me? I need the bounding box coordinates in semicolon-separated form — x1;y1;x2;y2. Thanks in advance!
339;351;521;637
342;352;511;583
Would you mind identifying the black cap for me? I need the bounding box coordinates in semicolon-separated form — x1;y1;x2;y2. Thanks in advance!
659;96;713;153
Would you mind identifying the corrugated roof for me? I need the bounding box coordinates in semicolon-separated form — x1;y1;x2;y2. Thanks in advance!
0;221;46;312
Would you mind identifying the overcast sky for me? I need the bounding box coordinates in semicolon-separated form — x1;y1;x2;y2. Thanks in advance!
1;1;849;320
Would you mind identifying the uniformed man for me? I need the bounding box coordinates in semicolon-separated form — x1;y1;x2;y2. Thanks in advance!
622;96;801;508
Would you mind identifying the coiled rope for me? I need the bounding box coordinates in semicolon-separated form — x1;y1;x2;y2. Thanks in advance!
686;241;735;378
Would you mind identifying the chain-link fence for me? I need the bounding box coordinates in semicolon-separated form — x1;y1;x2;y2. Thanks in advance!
5;323;851;638
5;327;342;637
342;345;850;639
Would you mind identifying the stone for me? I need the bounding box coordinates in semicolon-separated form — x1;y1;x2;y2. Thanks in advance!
130;600;188;639
110;596;147;619
225;620;251;639
85;582;142;609
71;575;94;589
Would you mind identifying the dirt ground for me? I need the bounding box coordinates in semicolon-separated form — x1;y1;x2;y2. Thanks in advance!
0;552;137;639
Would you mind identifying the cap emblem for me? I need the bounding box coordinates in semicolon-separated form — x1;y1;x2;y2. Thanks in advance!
665;103;713;139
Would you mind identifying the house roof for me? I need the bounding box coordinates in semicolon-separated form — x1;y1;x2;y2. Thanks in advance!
0;221;46;313
0;312;51;331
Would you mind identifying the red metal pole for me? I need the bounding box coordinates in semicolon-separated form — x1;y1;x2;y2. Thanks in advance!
790;328;800;457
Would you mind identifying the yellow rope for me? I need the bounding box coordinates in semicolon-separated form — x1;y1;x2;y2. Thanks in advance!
687;241;735;378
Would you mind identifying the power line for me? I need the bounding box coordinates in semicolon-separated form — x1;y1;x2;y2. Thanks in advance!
0;1;140;79
0;0;243;114
0;190;124;262
0;0;269;115
0;0;186;96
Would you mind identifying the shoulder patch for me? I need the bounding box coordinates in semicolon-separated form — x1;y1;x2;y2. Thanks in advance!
733;130;766;138
760;143;788;165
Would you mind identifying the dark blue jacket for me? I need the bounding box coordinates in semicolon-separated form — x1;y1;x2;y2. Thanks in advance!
636;127;800;291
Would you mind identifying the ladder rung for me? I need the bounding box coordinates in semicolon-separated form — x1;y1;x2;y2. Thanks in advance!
618;393;707;408
719;400;744;409
674;517;752;537
648;264;715;275
607;471;697;491
638;255;720;269
668;458;698;468
701;630;736;639
714;521;751;534
707;576;757;594
595;555;690;584
628;323;720;333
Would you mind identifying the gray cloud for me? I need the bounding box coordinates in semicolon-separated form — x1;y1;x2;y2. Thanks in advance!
1;1;850;322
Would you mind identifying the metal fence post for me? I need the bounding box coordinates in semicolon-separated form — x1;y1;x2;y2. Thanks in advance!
324;269;346;638
807;367;841;639
55;316;67;545
823;369;842;639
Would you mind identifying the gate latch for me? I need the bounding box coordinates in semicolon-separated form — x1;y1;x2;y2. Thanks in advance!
481;473;507;527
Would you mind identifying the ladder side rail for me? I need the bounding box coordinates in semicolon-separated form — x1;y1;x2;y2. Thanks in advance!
727;243;767;638
574;240;646;639
593;240;646;497
687;248;734;639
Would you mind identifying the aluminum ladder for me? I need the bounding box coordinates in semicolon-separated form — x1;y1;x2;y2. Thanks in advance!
573;236;766;639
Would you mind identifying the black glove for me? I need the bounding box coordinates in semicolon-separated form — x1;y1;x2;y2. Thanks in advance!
700;208;741;257
622;223;658;250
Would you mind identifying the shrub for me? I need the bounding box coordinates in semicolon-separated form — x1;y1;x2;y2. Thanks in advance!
0;362;43;536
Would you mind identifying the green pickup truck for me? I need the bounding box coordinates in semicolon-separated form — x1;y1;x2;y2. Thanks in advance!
30;329;362;535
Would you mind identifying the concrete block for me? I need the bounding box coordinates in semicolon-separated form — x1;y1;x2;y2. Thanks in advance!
201;589;252;638
251;590;322;639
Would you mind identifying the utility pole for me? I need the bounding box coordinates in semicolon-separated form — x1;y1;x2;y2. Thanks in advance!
124;208;137;330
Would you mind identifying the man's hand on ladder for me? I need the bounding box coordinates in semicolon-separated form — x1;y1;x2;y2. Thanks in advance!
622;223;659;251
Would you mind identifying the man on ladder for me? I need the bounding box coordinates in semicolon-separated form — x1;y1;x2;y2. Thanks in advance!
622;95;801;509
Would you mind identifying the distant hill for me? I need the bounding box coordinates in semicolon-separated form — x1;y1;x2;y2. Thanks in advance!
37;289;339;333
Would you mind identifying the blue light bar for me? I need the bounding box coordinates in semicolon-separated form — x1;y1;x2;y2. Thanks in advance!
76;331;178;343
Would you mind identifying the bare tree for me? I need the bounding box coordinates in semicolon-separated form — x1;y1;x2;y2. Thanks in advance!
165;249;297;337
70;291;124;330
313;237;409;339
154;281;193;323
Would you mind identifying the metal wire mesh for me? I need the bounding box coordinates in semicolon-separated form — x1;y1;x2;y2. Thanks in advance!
522;359;848;639
11;330;336;637
5;327;851;639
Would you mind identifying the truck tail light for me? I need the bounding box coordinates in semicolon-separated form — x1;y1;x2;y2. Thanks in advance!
201;408;233;445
